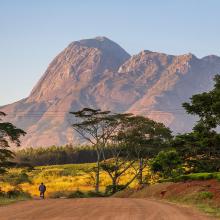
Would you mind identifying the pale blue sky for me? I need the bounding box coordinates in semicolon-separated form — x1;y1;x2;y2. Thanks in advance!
1;0;220;105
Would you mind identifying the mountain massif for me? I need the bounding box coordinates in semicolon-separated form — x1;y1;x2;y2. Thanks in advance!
2;36;220;147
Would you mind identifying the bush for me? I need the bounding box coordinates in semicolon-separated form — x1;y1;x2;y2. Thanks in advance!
0;189;5;197
49;190;107;198
68;190;87;198
105;185;126;195
162;172;218;183
6;189;31;199
187;159;220;173
150;150;183;178
49;191;69;198
87;191;106;197
197;191;214;200
3;171;31;186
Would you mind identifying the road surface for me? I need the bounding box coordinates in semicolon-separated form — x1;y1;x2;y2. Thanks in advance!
0;198;215;220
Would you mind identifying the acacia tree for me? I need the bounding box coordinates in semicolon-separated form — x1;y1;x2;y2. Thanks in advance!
100;144;135;194
100;114;135;194
70;108;125;192
101;115;172;192
0;111;26;174
118;115;172;185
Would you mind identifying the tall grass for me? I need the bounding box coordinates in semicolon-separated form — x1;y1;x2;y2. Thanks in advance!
0;163;157;197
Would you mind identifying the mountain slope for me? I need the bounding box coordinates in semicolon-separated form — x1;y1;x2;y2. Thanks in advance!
1;37;220;147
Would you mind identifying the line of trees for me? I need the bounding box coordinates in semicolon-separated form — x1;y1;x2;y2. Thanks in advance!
15;145;103;166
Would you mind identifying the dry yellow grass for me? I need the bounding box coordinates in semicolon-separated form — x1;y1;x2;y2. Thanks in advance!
0;163;158;197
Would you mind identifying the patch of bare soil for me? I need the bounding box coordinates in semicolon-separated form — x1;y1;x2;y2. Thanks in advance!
0;198;215;220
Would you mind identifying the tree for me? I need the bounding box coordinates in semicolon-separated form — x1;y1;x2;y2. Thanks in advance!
180;75;220;171
100;115;172;192
172;130;220;172
0;112;26;174
70;108;128;192
100;144;135;194
117;115;172;185
150;150;183;178
183;74;220;131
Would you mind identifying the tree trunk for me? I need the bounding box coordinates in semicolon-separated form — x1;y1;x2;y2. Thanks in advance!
112;177;117;194
139;158;143;185
95;152;100;193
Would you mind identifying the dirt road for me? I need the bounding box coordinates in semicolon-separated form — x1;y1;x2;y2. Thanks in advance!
0;198;214;220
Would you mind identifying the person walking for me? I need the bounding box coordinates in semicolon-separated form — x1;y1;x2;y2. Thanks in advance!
39;182;46;199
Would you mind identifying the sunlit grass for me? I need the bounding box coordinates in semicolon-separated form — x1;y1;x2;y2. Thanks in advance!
0;163;158;197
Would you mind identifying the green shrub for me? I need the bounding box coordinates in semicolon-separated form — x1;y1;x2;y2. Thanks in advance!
68;190;87;198
215;173;220;181
105;185;126;195
87;191;106;197
165;172;218;182
187;159;220;173
6;189;31;199
49;191;69;198
197;191;214;200
150;150;183;178
0;187;5;196
3;171;31;186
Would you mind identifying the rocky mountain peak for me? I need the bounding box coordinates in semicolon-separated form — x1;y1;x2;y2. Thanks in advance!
29;37;130;102
118;50;174;74
1;37;220;147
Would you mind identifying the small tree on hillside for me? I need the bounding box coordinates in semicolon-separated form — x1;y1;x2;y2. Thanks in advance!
0;111;26;174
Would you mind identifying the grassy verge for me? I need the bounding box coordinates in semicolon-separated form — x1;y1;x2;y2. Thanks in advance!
161;172;220;182
49;189;107;198
167;191;220;217
0;189;32;206
0;196;31;206
114;178;220;217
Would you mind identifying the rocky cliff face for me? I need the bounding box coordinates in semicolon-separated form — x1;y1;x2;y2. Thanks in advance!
1;37;220;147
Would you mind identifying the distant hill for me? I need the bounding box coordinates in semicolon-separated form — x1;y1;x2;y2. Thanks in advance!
1;36;220;147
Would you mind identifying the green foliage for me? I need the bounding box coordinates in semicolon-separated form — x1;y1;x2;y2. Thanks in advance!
0;111;26;174
0;188;31;199
68;190;87;198
49;191;69;198
6;189;31;198
49;189;106;198
150;150;183;178
105;185;126;195
183;75;220;130
174;75;220;174
116;115;172;159
1;171;31;186
172;129;220;173
197;191;214;200
86;190;106;197
15;145;101;166
161;172;220;182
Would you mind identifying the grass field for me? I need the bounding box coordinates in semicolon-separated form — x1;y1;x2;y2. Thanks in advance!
0;163;157;198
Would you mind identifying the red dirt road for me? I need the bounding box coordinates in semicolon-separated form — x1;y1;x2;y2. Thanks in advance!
0;198;215;220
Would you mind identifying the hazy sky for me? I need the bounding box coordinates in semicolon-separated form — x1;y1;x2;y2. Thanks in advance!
1;0;220;105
